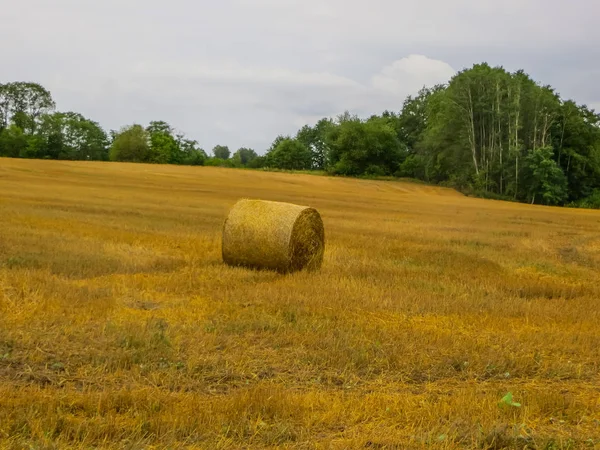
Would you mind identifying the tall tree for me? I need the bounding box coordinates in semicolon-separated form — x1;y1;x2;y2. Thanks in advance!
0;82;55;134
109;125;150;162
212;145;230;160
296;118;336;170
232;147;258;166
34;112;108;160
327;116;406;176
398;86;444;152
418;63;567;198
177;135;207;166
267;138;312;170
524;146;568;205
554;102;600;200
0;125;28;158
147;121;181;164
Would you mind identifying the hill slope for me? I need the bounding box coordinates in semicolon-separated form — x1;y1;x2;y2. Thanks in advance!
1;158;600;448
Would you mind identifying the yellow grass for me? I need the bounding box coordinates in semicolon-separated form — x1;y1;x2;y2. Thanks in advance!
1;158;599;449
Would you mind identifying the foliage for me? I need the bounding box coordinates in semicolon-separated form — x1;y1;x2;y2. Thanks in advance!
266;138;312;170
1;71;599;208
232;147;258;166
402;64;599;205
571;189;600;209
0;82;55;133
205;157;238;167
247;155;267;169
109;121;205;166
498;392;522;408
524;146;568;205
178;135;207;166
397;86;444;152
395;154;427;179
295;118;336;170
212;145;231;160
39;112;109;160
147;121;180;164
109;125;150;162
266;135;287;155
0;125;28;158
327;116;406;176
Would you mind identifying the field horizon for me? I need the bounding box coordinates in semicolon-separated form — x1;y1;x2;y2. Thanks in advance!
1;158;600;449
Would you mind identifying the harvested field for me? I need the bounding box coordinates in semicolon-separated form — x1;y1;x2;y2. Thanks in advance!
1;158;600;449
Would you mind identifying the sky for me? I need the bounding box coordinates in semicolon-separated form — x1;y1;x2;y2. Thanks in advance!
1;0;599;153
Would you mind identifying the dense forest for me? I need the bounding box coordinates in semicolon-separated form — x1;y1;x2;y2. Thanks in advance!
2;63;600;207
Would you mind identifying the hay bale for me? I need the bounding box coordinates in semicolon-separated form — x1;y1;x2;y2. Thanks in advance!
222;199;325;273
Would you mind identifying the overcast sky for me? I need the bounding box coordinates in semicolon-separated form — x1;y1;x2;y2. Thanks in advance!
2;0;599;153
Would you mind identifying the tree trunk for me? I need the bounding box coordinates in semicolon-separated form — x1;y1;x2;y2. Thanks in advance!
558;115;566;166
467;88;479;175
541;114;548;148
497;79;503;194
514;107;520;199
515;154;519;200
532;93;539;151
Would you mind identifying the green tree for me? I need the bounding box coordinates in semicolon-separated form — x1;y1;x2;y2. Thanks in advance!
0;125;28;157
212;145;230;160
296;118;336;170
0;82;55;134
177;136;207;166
267;138;312;170
327;116;405;176
35;112;108;160
336;110;359;124
266;136;286;155
554;102;600;201
232;147;258;166
398;86;444;152
417;63;567;197
523;146;568;205
109;125;150;162
147;121;181;164
247;156;266;169
0;84;9;130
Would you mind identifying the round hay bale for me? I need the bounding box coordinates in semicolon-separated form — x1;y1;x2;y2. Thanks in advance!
222;199;325;273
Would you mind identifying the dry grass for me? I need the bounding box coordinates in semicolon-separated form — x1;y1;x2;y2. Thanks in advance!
1;158;600;449
222;199;324;273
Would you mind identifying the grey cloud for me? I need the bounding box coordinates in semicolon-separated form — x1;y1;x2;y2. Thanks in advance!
1;0;598;152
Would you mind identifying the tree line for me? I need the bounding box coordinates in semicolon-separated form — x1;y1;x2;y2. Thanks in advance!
0;82;254;167
261;64;600;207
2;63;600;207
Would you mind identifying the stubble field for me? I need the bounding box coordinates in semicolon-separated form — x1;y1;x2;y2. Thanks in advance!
1;158;600;449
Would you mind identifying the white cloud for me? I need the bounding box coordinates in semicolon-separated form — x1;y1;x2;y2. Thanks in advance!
45;55;455;152
371;55;455;96
130;62;360;88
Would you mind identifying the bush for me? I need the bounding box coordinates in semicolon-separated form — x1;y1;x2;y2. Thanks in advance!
267;138;312;170
205;157;237;168
183;149;206;166
571;190;600;209
329;158;360;176
365;164;386;177
247;156;266;169
395;154;426;179
109;125;150;162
